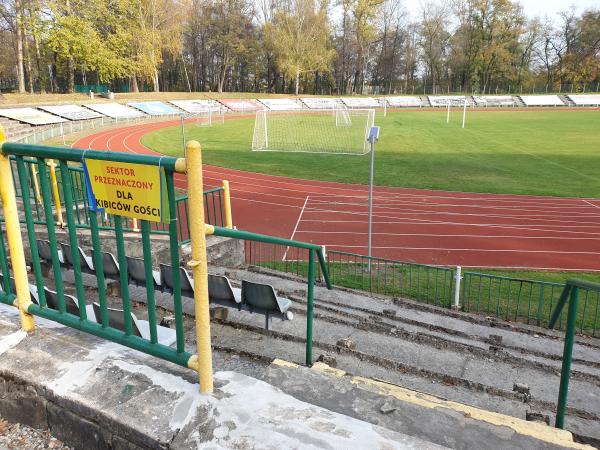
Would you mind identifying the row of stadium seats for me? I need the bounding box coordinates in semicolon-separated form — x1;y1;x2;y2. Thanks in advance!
34;239;293;331
2;93;598;127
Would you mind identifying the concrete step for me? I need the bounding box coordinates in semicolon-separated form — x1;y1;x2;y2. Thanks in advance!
514;96;527;107
265;359;591;450
560;94;576;107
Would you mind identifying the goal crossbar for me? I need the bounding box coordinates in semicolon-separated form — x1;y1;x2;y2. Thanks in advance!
252;108;375;155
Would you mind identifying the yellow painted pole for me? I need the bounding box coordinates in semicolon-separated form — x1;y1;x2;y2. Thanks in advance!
47;160;64;228
0;130;35;331
132;218;140;232
185;140;214;393
31;165;42;203
222;180;233;229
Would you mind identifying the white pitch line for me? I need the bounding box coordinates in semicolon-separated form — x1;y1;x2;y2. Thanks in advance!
282;195;310;262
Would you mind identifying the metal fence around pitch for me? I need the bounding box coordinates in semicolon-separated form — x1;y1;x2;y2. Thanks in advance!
244;240;323;280
462;272;600;336
13;114;184;146
327;251;455;308
244;243;600;337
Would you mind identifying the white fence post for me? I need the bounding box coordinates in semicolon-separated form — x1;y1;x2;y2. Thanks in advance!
454;266;462;309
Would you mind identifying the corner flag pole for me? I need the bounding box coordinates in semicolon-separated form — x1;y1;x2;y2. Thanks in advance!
367;126;380;259
462;99;467;129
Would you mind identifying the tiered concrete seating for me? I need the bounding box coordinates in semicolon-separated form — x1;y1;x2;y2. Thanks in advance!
472;96;516;107
567;94;600;106
519;95;565;106
384;96;422;107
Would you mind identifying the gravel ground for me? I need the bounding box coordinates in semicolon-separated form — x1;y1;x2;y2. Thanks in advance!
0;418;71;450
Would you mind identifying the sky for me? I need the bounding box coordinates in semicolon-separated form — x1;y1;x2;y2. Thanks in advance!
401;0;600;22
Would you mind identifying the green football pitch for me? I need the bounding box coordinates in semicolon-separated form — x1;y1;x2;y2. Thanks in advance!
141;109;600;198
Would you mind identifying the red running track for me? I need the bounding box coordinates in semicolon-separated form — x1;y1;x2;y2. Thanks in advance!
73;119;600;272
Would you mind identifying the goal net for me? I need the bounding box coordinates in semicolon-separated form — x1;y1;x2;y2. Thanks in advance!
252;109;375;154
335;107;352;127
191;108;225;127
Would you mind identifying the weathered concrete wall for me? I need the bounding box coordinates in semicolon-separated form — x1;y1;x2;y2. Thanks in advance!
0;304;444;450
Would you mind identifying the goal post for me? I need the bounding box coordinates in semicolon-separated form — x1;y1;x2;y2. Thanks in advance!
252;108;375;155
191;107;225;127
252;109;268;150
335;107;352;127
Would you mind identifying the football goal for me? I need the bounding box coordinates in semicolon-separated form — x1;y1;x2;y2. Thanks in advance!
252;108;375;154
191;108;225;127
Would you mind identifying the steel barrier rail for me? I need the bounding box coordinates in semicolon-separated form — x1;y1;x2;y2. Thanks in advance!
251;247;600;337
461;271;566;328
0;138;214;389
7;156;229;239
327;250;455;307
208;224;332;365
549;279;600;429
0;137;328;392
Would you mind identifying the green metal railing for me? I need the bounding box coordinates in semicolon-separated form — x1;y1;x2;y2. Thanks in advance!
1;142;193;367
8;157;226;242
244;240;323;280
327;251;455;308
461;272;567;328
549;280;600;429
248;245;600;337
1;141;332;368
213;226;331;365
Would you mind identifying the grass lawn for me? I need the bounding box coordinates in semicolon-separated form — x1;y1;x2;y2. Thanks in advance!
142;109;600;198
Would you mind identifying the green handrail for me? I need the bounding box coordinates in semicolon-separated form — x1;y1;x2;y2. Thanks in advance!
212;226;331;289
7;155;225;238
1;141;333;368
211;225;332;365
1;142;193;371
549;279;600;429
3;142;181;171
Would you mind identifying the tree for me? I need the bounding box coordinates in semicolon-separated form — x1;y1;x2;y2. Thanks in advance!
420;1;450;93
124;0;187;92
267;0;334;94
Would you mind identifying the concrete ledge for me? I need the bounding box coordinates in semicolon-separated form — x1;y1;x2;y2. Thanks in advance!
267;359;593;450
0;304;443;449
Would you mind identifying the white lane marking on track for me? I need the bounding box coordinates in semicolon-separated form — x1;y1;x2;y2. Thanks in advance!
218;179;600;215
307;196;600;213
220;187;600;224
303;205;600;224
583;199;600;209
283;195;310;261
318;245;600;255
299;218;600;235
299;205;600;228
201;169;591;209
292;230;600;240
